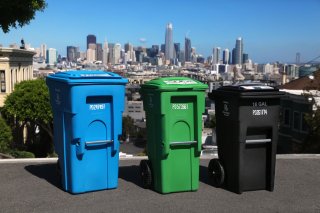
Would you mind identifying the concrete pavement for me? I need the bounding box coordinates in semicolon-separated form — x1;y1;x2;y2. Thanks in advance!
0;157;320;213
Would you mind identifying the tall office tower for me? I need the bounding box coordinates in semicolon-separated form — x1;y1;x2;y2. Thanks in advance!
212;47;221;64
86;48;96;62
87;34;96;49
46;48;57;65
191;47;197;63
124;43;135;62
67;46;77;62
96;43;103;61
40;44;47;60
174;43;180;61
242;53;248;63
296;52;300;64
124;43;132;52
185;37;192;62
102;40;109;65
234;37;243;65
223;49;230;64
150;45;159;57
108;43;115;64
179;50;185;63
232;48;236;64
160;44;165;53
113;43;121;64
165;23;174;61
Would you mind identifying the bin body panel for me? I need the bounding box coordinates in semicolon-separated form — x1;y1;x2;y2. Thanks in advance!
46;70;127;194
141;77;207;194
211;86;283;193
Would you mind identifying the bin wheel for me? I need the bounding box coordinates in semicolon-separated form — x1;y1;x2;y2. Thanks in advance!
140;160;152;189
56;159;62;187
208;159;225;187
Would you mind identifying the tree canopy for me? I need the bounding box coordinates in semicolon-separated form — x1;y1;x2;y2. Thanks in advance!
3;79;52;126
0;0;46;33
0;116;12;153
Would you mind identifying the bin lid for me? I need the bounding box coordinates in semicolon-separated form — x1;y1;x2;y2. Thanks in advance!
46;70;128;85
209;83;285;99
141;77;208;91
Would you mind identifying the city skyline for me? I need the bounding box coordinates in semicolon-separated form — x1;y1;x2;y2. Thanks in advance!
0;0;319;63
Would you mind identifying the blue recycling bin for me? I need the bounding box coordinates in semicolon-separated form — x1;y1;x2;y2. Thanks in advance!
46;70;128;194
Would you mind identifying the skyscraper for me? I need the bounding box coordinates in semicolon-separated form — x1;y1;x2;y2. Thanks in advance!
185;37;191;62
46;48;57;65
96;43;103;61
102;40;109;65
234;37;243;65
174;43;180;61
40;44;47;60
165;23;174;61
212;47;221;64
67;46;77;62
113;43;121;64
87;34;96;49
223;49;230;64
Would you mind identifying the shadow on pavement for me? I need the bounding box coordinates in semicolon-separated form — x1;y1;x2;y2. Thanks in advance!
199;165;212;186
25;163;61;189
118;165;142;188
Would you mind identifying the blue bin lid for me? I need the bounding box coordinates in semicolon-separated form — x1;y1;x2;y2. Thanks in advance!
46;70;128;85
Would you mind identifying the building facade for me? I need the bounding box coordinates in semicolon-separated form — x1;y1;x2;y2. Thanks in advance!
0;48;35;107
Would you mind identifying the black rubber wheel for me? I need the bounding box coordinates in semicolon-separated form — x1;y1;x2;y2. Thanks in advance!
208;159;225;187
56;159;62;187
140;160;152;189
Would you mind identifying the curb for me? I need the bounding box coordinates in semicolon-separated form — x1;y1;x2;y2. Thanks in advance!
1;154;320;164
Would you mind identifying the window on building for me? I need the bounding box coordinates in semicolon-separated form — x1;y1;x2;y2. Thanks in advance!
301;113;309;132
293;111;300;131
0;70;5;93
284;108;290;126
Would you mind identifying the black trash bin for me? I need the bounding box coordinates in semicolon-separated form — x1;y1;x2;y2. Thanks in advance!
208;84;284;194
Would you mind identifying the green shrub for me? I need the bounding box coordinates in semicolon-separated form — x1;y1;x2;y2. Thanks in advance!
0;116;12;153
9;150;35;158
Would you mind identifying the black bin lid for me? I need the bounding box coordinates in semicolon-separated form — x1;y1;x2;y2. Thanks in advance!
209;83;285;99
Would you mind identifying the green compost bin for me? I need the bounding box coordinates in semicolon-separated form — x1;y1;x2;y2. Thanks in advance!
139;77;208;193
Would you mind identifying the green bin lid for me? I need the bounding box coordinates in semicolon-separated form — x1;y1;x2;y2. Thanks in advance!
141;77;208;91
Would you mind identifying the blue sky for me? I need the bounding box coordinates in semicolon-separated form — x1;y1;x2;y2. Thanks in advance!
0;0;320;63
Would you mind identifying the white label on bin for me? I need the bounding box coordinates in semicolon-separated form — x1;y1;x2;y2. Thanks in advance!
222;101;230;116
172;103;189;110
163;80;197;85
252;101;267;107
252;109;268;116
89;104;106;111
80;74;111;77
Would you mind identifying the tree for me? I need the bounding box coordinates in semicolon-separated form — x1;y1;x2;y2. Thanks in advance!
303;107;320;153
0;0;46;33
2;79;53;156
0;116;12;153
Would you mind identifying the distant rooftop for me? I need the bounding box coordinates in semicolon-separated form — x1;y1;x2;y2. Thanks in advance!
279;70;320;90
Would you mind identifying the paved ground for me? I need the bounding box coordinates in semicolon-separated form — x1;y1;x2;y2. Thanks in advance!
0;157;320;213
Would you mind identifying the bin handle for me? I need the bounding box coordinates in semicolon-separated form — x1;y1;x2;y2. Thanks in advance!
85;140;113;146
170;141;197;146
245;139;271;144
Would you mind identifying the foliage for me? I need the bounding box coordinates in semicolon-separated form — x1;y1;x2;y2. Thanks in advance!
0;0;46;33
122;116;135;140
2;79;54;156
302;106;320;153
0;116;12;153
9;150;35;158
204;114;216;128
